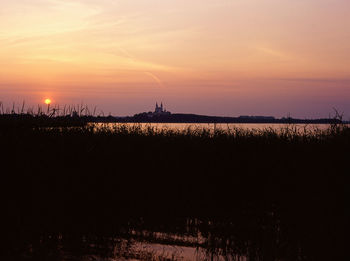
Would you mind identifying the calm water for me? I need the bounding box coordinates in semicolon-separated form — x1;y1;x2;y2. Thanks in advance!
93;122;331;132
20;230;252;261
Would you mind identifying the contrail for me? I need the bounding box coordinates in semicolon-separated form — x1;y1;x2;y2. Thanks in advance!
144;72;164;88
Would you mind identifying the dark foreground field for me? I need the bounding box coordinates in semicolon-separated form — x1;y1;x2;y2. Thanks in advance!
0;115;348;261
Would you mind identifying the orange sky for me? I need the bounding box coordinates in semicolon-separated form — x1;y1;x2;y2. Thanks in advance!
0;0;349;118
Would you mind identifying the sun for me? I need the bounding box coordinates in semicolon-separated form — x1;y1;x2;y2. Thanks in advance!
44;98;52;105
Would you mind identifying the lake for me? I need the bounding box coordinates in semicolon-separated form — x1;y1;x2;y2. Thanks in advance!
91;122;332;133
19;228;244;261
13;217;286;261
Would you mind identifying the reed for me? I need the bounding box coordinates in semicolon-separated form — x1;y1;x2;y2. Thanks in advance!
0;106;348;261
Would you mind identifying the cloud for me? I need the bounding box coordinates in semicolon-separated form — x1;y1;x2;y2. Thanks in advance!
144;72;164;88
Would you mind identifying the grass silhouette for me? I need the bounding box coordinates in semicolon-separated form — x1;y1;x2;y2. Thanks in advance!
0;105;348;260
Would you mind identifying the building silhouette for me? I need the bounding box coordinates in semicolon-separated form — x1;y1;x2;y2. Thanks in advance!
153;102;171;115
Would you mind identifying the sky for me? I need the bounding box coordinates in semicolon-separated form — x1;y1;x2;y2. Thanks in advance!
0;0;349;118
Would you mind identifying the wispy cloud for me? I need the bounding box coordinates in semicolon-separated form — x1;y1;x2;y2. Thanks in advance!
1;0;349;117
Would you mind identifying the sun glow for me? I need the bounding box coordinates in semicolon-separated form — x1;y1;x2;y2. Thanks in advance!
44;98;52;105
0;0;349;118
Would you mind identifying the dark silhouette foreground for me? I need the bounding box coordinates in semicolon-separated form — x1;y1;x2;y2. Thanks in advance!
0;116;348;261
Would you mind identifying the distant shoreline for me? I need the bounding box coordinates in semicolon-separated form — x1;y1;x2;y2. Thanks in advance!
0;112;346;126
102;113;343;124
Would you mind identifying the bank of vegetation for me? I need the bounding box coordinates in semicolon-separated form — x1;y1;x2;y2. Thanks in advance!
0;109;348;260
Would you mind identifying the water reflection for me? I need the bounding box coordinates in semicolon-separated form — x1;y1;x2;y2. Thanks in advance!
17;218;286;261
20;233;252;261
91;122;330;133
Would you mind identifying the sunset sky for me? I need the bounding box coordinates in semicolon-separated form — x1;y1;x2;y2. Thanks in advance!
1;0;349;118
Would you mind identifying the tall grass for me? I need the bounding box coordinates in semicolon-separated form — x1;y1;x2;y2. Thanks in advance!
0;101;99;117
0;107;348;260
